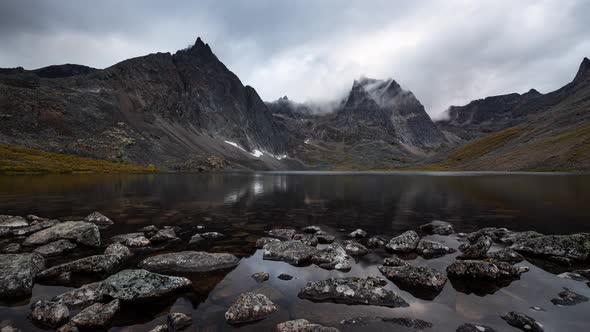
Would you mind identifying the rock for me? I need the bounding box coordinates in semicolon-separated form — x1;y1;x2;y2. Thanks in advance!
225;292;277;324
303;226;321;234
458;236;492;259
201;232;225;240
0;326;22;332
150;228;178;243
557;271;588;282
0;215;28;228
572;268;590;279
56;323;78;332
84;212;113;226
381;317;433;329
148;325;168;332
110;232;145;244
71;299;120;328
447;260;529;280
347;229;367;239
278;273;293;280
263;240;317;265
0;253;45;298
96;269;191;303
385;230;420;253
551;288;589;306
23;221;100;247
366;236;386;248
167;312;192;331
139;251;239;273
383;256;410;267
548;256;575;266
316;232;335;244
139;225;159;236
297;276;409;308
1;243;20;254
37;252;128;280
344;240;369;256
293;233;319;247
501;312;544;332
499;230;543;245
277;319;340;332
379;263;447;298
256;237;281;248
311;243;351;271
104;242;132;259
465;228;509;243
252;272;269;283
11;219;60;237
456;323;497;332
419;220;454;235
188;234;204;245
124;235;151;248
268;228;296;240
31;300;69;328
52;282;105;308
511;233;590;260
488;248;524;264
416;239;456;258
27;215;49;222
33;240;77;257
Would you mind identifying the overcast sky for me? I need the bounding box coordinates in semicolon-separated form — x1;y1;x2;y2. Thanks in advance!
1;0;589;119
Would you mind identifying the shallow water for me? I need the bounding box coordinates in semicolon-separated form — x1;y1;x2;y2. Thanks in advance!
1;172;589;331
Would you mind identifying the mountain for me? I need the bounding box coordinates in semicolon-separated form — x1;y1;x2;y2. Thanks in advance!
0;37;297;171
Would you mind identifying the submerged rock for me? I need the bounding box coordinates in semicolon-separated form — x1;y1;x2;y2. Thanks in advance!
52;282;105;308
385;231;420;253
381;317;433;329
167;312;192;331
298;276;409;308
71;299;120;328
488;248;524;264
303;226;321;234
348;229;368;239
201;232;225;240
316;231;335;244
366;236;386;248
278;273;294;280
550;288;589;306
379;263;447;299
419;220;454;235
511;233;590;260
277;319;340;332
11;219;60;237
256;237;281;249
84;212;113;226
150;228;178;243
344;240;369;256
97;269;191;303
456;323;497;332
251;272;269;283
37;251;129;280
0;253;45;298
458;236;492;259
416;239;456;258
33;240;77;257
501;312;544;332
263;240;317;265
311;243;351;271
139;251;239;273
225;292;277;324
268;228;296;240
139;225;159;237
31;300;70;328
23;221;100;247
447;260;528;280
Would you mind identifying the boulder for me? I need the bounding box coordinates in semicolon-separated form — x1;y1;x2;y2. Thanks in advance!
23;221;100;247
124;236;151;248
11;219;60;237
278;273;293;280
383;256;410;267
256;237;281;248
419;220;454;235
297;276;409;308
251;272;269;283
550;288;589;306
139;225;159;237
347;229;367;239
33;240;77;257
0;325;22;332
316;231;335;244
71;299;120;328
379;263;447;298
366;236;386;248
344;240;369;256
103;242;132;260
110;232;145;244
52;282;105;308
1;243;20;254
30;300;69;328
303;226;321;234
139;251;239;273
488;248;524;264
84;212;113;226
37;252;128;280
381;317;433;329
311;243;351;271
0;215;28;228
167;312;192;331
263;240;317;265
225;292;277;324
293;233;319;247
56;323;79;332
458;236;491;259
511;233;590;260
277;319;340;332
416;239;456;258
501;312;543;332
0;253;45;298
465;228;509;243
150;228;178;243
385;230;420;253
499;230;543;245
268;228;296;240
148;325;168;332
201;232;225;240
456;323;497;332
447;260;528;280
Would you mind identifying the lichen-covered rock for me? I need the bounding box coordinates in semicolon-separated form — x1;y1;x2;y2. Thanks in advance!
148;325;168;332
385;231;420;253
501;312;544;332
383;256;410;267
201;232;225;240
344;240;369;256
37;253;127;280
488;248;524;264
347;229;367;239
225;293;277;324
263;240;317;265
124;235;151;248
311;243;351;271
278;273;294;280
303;226;321;234
84;212;113;226
316;231;335;244
256;237;281;249
456;323;497;332
71;299;120;328
268;228;296;240
104;242;132;260
511;233;590;260
167;312;192;331
293;233;319;247
379;263;447;294
0;215;28;229
550;288;589;306
150;228;178;243
139;251;239;273
33;240;77;257
499;230;543;245
416;239;456;258
11;219;60;237
276;319;340;332
458;236;491;259
23;221;100;247
1;243;20;254
447;260;528;280
0;253;45;298
52;282;105;308
419;220;454;235
110;232;145;244
465;227;509;243
366;236;386;248
30;300;69;328
251;272;269;283
139;225;159;237
297;276;409;308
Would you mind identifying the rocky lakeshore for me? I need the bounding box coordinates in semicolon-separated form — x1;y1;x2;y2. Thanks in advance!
1;212;589;331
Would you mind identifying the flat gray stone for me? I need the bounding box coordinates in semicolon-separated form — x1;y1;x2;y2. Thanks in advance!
311;243;351;271
23;221;100;247
419;220;454;235
263;240;318;265
33;240;77;257
71;299;120;328
277;319;340;332
385;231;420;253
225;292;277;324
139;251;239;273
31;300;69;328
511;233;590;260
0;253;45;298
84;212;113;226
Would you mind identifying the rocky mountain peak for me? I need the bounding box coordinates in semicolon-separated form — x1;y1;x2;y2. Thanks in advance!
573;57;590;82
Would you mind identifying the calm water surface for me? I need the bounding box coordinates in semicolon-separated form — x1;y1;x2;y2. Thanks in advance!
1;172;589;331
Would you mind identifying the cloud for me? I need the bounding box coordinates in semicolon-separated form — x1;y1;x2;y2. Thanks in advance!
1;0;589;119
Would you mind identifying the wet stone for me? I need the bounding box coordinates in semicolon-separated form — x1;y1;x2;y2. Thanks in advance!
23;221;100;247
465;228;509;244
30;300;70;328
251;272;269;283
124;235;151;248
0;253;45;298
385;230;420;253
0;215;28;229
488;248;524;264
52;282;105;308
201;232;225;240
37;252;128;280
366;236;386;248
379;263;447;298
511;233;590;260
278;273;293;280
456;323;497;332
277;319;340;332
0;326;22;332
33;240;77;257
316;231;335;244
148;325;168;332
458;236;492;259
344;240;369;256
256;237;281;249
297;276;409;308
381;317;433;329
110;232;145;244
383;256;410;267
1;243;20;254
11;219;60;237
84;212;113;226
225;292;277;324
139;251;239;273
311;243;351;271
557;272;589;282
347;229;367;239
96;269;192;302
167;312;192;331
499;230;543;245
550;288;589;306
268;228;296;240
56;323;78;332
150;228;178;243
447;260;529;280
139;225;159;237
303;226;321;234
416;239;456;258
71;299;121;328
263;240;318;265
294;233;319;247
501;312;544;332
419;220;454;235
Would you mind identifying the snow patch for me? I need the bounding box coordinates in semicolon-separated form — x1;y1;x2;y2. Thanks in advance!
304;139;310;144
251;149;263;157
224;140;264;158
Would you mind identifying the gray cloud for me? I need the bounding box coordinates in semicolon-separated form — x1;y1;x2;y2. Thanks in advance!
1;0;589;119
